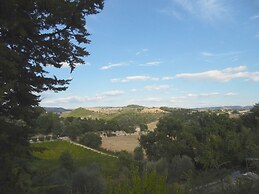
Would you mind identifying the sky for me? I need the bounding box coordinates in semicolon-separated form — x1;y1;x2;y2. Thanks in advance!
40;0;259;109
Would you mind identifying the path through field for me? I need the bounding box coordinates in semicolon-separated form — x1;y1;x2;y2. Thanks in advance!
67;140;118;158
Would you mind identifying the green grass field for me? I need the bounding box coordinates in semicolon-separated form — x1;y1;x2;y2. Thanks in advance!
32;141;118;176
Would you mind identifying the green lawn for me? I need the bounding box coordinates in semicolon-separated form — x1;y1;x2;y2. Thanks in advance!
31;141;118;176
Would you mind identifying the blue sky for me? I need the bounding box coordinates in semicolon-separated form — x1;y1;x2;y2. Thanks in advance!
40;0;259;108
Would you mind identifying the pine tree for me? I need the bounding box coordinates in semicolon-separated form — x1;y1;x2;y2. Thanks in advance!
0;0;103;193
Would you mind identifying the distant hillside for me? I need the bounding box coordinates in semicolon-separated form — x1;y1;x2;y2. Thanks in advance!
195;106;252;111
61;106;166;124
43;107;71;113
61;107;105;118
125;104;145;109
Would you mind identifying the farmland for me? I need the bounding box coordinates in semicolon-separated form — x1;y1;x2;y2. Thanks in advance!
101;134;140;153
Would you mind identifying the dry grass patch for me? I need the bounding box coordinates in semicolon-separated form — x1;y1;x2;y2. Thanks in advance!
101;134;140;153
147;121;158;131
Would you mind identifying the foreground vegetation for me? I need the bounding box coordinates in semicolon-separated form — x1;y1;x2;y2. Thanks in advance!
26;103;259;193
2;1;258;193
31;141;181;194
32;141;117;175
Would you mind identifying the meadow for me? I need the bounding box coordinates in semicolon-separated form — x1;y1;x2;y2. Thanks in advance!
32;141;118;176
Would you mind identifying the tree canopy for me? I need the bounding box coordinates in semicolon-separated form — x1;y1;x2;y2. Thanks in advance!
0;0;104;193
0;0;103;118
140;107;259;169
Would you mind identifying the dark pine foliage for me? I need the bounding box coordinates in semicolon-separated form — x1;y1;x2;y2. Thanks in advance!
0;0;103;193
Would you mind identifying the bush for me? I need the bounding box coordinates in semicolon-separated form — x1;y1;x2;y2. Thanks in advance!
79;133;102;149
168;155;195;183
118;151;133;170
52;135;58;140
45;135;51;141
59;151;74;171
72;164;105;194
139;123;148;132
133;146;144;161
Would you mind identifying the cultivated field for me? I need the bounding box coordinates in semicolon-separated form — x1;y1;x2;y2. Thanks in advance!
101;134;140;153
101;121;159;153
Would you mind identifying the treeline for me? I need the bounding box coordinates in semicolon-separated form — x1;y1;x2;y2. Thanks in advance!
32;144;186;194
33;108;151;137
138;103;259;192
31;103;259;194
32;108;151;149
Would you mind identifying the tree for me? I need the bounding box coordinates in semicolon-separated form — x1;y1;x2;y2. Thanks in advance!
242;103;259;132
0;1;103;193
139;123;148;132
64;121;83;140
0;0;104;121
79;132;102;149
35;112;61;135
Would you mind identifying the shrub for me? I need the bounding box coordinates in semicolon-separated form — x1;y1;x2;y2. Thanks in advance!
168;155;195;183
59;151;74;171
72;164;105;194
133;146;144;161
79;133;102;149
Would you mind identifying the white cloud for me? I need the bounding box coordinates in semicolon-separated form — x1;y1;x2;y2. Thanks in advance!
201;51;243;57
187;92;219;97
201;51;215;57
158;8;183;20
100;62;126;70
127;76;157;81
44;96;94;104
224;92;237;96
174;0;193;12
175;66;250;82
136;48;149;55
145;85;170;91
251;15;259;20
224;66;247;72
249;72;259;82
145;97;162;102
98;90;125;96
111;76;159;83
110;78;121;83
131;89;138;92
170;96;186;103
162;76;174;80
173;0;230;23
139;61;162;67
59;61;90;68
43;90;125;105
